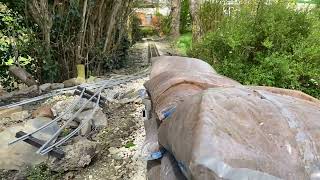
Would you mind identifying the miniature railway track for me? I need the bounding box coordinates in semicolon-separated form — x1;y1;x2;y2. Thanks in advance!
148;41;160;62
7;42;161;157
7;70;149;157
0;74;143;110
2;41;160;111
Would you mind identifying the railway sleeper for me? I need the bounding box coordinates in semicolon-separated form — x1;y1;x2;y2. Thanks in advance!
15;131;65;159
74;88;106;107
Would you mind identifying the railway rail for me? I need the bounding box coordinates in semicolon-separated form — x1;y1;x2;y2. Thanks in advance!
7;40;160;157
148;41;160;63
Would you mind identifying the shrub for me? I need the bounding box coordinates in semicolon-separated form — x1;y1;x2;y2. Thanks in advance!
156;13;172;35
175;33;192;55
189;2;320;98
27;164;61;180
180;0;192;33
0;3;37;90
199;0;224;34
131;15;143;43
140;26;157;37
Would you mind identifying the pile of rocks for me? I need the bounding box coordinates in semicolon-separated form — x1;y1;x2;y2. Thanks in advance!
0;96;105;173
0;74;148;180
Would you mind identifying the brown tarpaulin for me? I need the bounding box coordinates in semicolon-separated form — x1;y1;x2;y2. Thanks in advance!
158;87;320;179
150;56;217;79
144;71;240;120
144;56;320;179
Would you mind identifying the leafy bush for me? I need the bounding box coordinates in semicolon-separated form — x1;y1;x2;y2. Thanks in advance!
140;26;157;37
0;3;37;90
180;0;192;33
199;1;224;34
1;0;135;89
189;3;320;98
175;33;192;55
27;164;61;180
0;3;59;87
131;15;143;43
156;13;172;35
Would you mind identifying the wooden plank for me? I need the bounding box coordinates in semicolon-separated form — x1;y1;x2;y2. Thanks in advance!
15;131;65;159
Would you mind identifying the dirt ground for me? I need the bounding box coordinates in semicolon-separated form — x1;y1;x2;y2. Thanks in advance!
74;102;147;180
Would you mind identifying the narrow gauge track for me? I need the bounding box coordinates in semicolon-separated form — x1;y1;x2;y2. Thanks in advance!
0;74;140;110
148;41;160;62
8;41;160;156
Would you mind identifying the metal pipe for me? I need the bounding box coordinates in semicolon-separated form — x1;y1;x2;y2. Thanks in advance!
40;94;102;155
38;72;148;154
36;83;108;154
8;88;86;145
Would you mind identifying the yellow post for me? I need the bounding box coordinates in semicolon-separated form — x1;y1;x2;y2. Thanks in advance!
76;64;86;83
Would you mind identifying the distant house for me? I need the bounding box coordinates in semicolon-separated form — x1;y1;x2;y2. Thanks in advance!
134;0;170;27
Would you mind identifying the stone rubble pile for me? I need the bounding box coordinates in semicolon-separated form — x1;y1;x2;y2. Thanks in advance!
0;77;147;178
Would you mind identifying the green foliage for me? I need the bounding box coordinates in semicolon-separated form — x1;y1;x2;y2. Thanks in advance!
1;0;25;15
1;0;135;89
156;13;172;35
0;3;37;90
175;33;192;55
103;35;131;70
189;3;320;98
180;0;192;33
140;26;157;37
199;0;224;34
125;141;135;148
131;15;143;43
27;164;61;180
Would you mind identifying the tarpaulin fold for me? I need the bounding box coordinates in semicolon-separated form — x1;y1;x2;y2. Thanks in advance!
144;56;320;180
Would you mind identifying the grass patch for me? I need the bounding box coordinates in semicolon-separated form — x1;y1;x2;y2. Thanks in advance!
124;141;135;148
27;164;61;180
175;33;192;55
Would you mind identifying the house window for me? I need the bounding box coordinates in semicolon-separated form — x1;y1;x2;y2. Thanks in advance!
146;14;152;25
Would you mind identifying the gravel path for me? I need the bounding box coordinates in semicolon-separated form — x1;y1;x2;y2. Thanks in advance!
72;42;150;180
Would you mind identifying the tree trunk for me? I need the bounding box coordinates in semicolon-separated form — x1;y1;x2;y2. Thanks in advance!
103;0;123;53
171;0;181;37
28;0;52;51
189;0;201;42
115;0;132;48
9;65;37;86
76;0;88;65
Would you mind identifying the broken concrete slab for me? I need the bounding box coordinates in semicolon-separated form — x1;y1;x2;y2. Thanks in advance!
48;137;98;172
31;106;54;119
51;97;95;121
14;85;39;97
76;109;107;130
66;120;79;129
0;117;59;170
0;107;23;119
80;119;92;136
63;78;82;88
39;83;51;92
50;83;64;90
0;85;39;101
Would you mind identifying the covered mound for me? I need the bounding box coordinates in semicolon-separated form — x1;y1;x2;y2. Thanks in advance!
158;87;320;179
150;56;217;79
145;57;240;120
144;56;320;179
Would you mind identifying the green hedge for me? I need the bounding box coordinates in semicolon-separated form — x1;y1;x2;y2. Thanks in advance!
189;3;320;98
175;33;192;55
